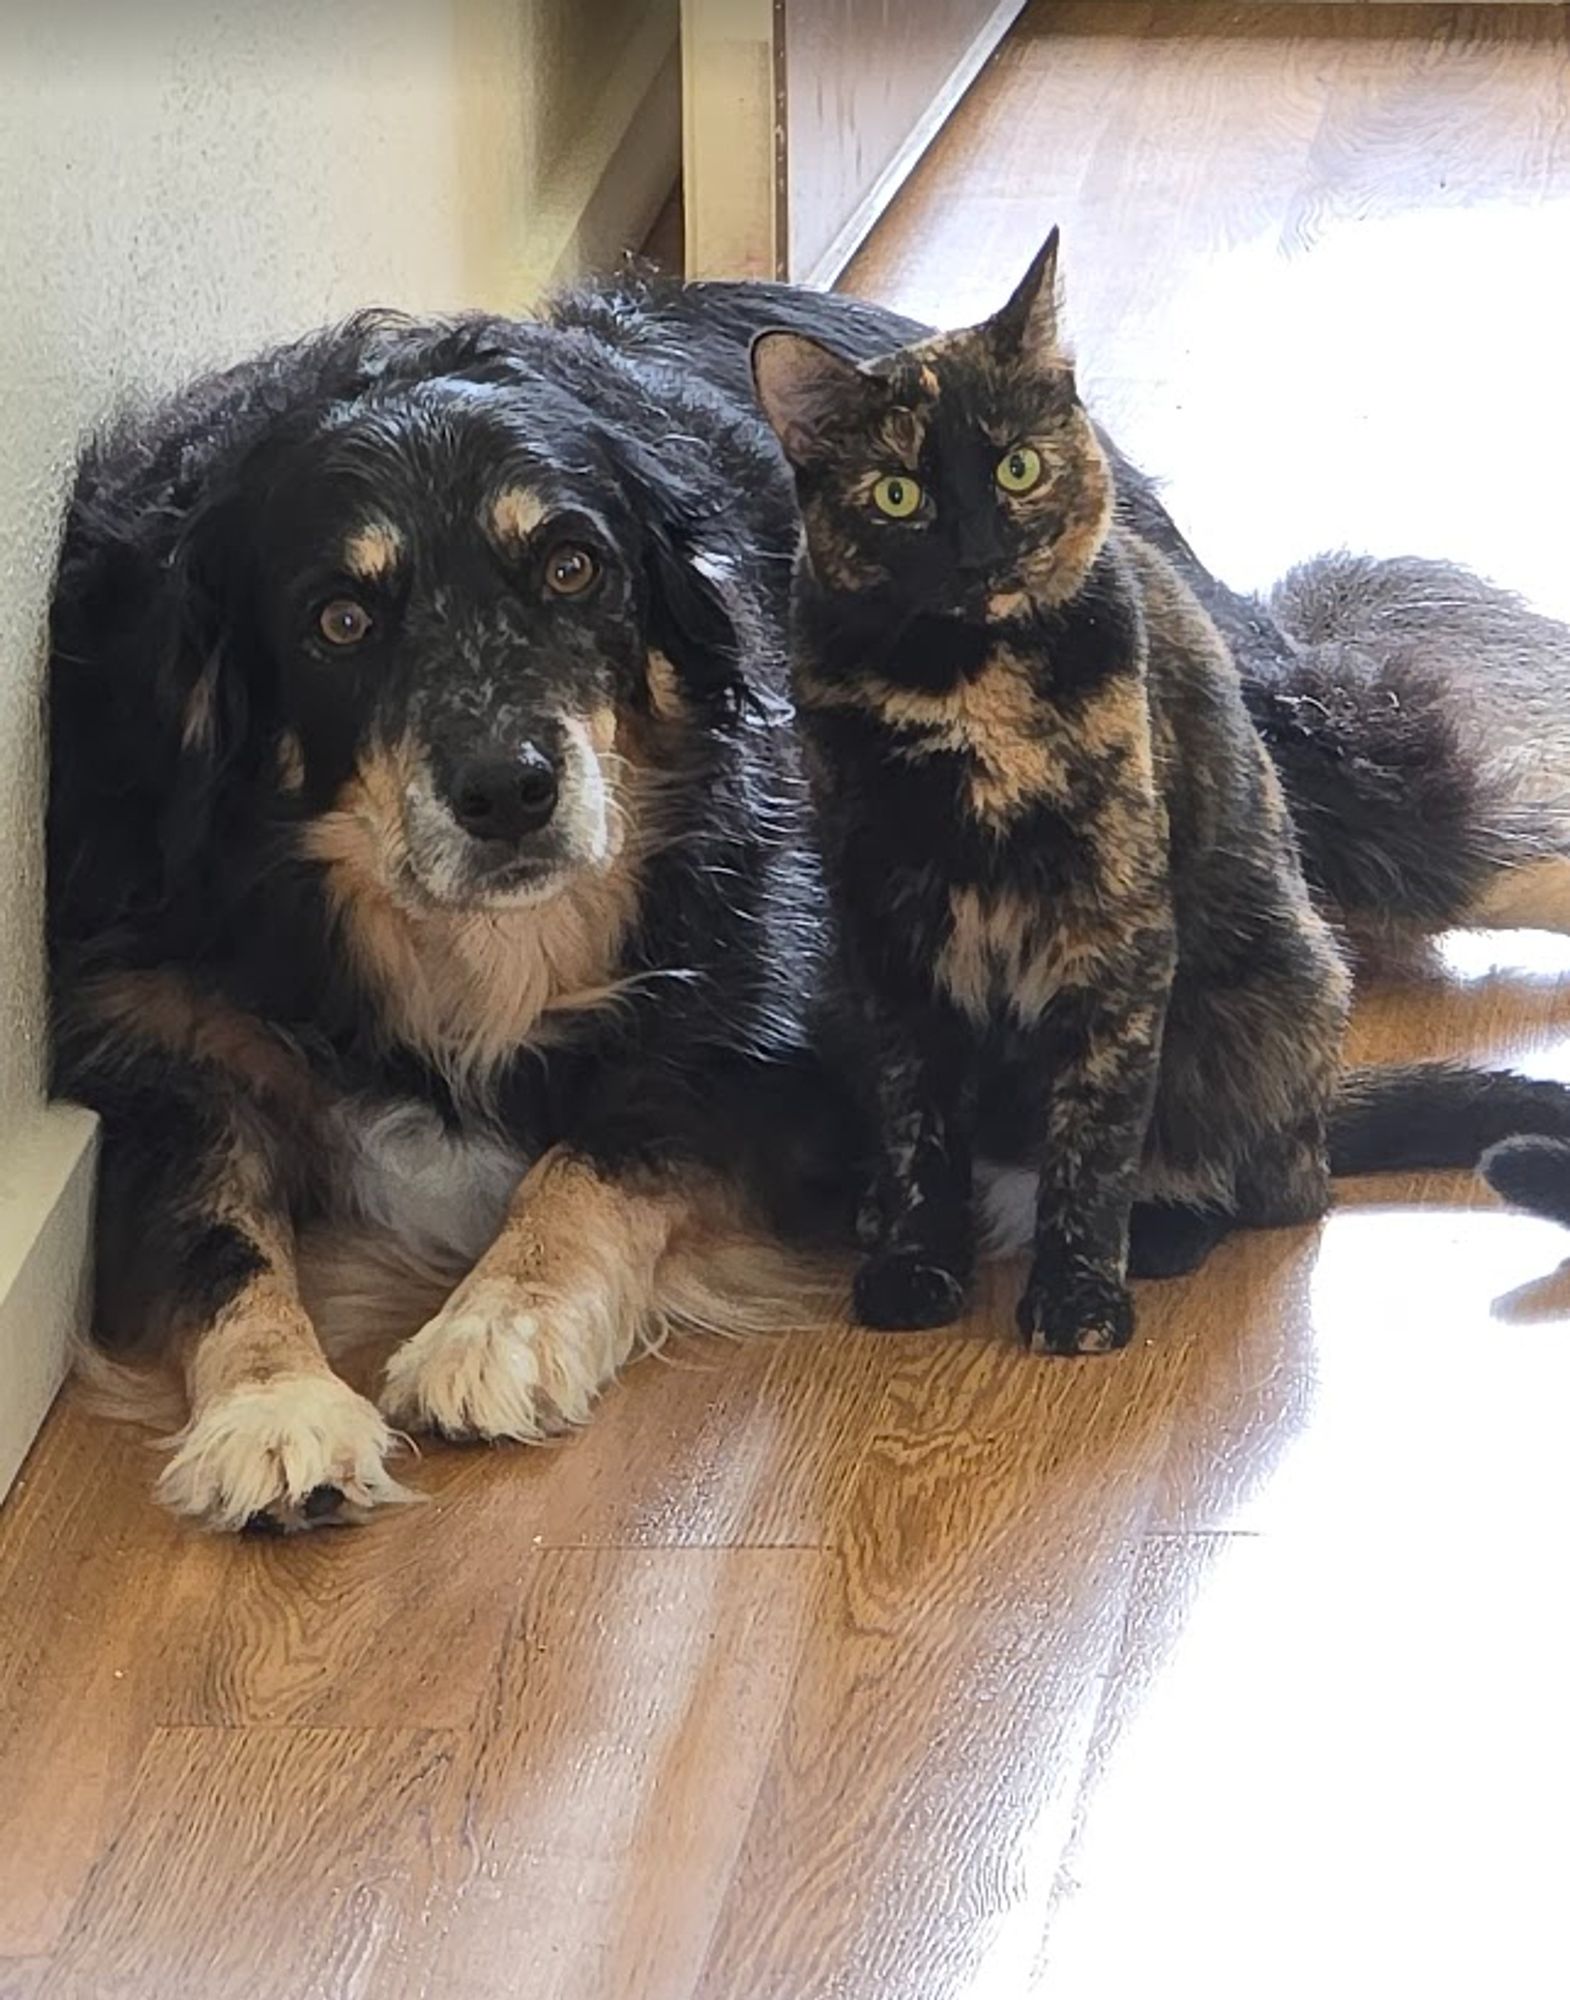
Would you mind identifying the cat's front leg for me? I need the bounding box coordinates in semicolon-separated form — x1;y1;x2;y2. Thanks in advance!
854;1019;976;1331
1018;977;1170;1357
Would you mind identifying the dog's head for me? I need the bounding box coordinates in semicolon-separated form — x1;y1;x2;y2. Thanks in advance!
160;373;748;908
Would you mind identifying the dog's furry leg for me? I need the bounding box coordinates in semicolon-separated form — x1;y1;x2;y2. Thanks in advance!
162;1208;414;1533
380;1146;690;1441
61;975;412;1531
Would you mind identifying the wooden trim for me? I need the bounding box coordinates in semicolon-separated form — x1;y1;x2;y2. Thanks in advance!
681;0;783;279
682;0;1028;284
796;0;1029;287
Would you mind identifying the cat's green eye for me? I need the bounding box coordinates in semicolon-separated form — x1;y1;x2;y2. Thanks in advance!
871;473;923;520
996;445;1044;495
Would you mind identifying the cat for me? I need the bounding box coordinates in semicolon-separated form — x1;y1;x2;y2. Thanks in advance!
750;229;1351;1354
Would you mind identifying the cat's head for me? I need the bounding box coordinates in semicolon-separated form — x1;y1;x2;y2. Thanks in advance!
751;229;1111;613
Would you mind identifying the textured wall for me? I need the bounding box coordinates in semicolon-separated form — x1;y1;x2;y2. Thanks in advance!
0;0;673;1147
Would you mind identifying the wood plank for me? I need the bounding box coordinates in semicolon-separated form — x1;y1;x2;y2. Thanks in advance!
0;1399;522;1954
327;1314;897;1552
380;1547;820;2000
36;1729;465;2000
691;1296;1208;1999
846;1;1570;616
0;1416;206;1958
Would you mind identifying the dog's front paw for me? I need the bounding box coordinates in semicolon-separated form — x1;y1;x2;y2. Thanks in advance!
1017;1273;1135;1357
157;1373;415;1533
853;1248;970;1331
380;1279;612;1441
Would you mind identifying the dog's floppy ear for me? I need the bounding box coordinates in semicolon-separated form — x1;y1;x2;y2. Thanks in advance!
617;440;751;714
151;482;262;870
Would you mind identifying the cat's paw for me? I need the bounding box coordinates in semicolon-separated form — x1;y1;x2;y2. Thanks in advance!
1017;1273;1135;1356
853;1248;969;1330
1126;1202;1230;1280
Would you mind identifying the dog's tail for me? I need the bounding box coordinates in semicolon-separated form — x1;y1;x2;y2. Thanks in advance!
72;1337;188;1431
1256;553;1570;941
1331;1063;1570;1224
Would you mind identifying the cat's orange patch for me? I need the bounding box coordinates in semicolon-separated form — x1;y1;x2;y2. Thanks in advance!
799;643;1149;829
935;884;1137;1026
876;405;924;470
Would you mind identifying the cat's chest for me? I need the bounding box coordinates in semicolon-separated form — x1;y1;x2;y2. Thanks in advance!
930;880;1100;1027
805;634;1095;835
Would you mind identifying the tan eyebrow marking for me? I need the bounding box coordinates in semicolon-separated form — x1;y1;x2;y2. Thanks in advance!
341;522;404;582
489;487;548;546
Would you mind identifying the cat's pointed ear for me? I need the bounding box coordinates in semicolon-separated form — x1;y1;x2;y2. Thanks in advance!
751;331;878;466
988;226;1063;359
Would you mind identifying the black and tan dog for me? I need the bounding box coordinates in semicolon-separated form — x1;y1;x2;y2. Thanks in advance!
48;274;1570;1529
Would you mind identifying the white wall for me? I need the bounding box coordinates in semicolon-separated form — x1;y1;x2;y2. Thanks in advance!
0;0;677;1498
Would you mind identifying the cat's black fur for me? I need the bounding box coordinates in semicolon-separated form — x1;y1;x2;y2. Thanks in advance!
754;233;1360;1352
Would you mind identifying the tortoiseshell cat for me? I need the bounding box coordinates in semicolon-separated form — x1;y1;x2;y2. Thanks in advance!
750;230;1351;1353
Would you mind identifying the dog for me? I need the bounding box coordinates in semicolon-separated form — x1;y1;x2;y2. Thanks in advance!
47;272;1570;1531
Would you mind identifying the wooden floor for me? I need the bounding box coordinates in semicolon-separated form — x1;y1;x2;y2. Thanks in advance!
6;6;1570;1995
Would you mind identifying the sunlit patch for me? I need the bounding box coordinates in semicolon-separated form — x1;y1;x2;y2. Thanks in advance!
341;522;404;583
1435;924;1570;985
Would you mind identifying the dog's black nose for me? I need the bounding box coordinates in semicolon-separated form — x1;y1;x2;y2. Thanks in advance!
449;746;558;843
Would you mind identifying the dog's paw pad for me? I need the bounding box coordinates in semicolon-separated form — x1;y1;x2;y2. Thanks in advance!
381;1280;608;1443
159;1375;414;1533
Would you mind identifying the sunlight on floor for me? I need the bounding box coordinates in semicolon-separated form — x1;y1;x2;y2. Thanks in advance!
1111;199;1570;616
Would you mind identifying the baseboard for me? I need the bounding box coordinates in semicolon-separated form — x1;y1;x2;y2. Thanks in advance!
0;1102;97;1504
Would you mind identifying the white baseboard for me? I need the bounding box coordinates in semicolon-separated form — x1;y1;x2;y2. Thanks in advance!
0;1102;97;1503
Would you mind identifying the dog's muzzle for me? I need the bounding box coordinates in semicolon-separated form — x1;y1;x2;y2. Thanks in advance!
403;716;612;906
444;742;560;844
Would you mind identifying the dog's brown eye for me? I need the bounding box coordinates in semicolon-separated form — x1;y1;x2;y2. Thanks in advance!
545;544;598;598
318;598;373;647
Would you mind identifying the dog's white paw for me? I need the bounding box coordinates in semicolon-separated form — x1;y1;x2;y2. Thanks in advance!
379;1279;612;1441
157;1373;415;1533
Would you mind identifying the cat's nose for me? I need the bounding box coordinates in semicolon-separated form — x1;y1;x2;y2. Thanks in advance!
954;524;1006;575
